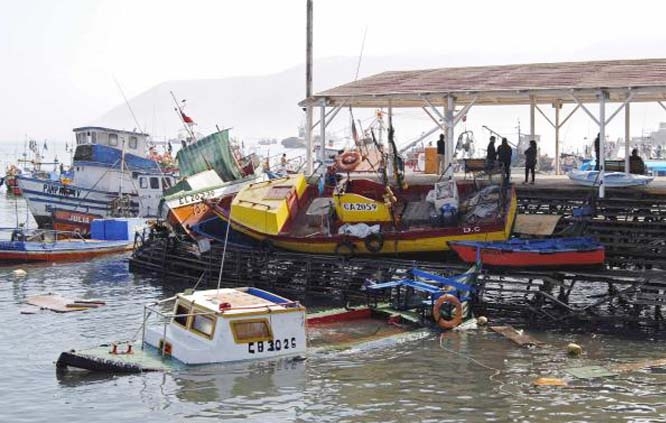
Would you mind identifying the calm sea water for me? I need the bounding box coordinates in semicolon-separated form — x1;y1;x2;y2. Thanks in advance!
2;192;666;422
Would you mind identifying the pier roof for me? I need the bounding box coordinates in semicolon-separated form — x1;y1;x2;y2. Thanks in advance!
302;58;666;107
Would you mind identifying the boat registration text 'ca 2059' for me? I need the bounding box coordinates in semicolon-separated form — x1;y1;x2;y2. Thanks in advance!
248;337;297;354
342;203;378;212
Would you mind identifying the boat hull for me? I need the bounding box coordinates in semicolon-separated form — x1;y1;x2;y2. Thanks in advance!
567;170;654;187
0;239;132;264
212;185;518;255
449;238;605;267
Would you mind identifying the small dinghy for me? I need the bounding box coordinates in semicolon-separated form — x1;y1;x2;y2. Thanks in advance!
567;169;654;187
449;237;605;268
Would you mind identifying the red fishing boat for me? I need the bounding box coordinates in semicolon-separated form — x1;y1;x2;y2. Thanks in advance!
448;237;605;268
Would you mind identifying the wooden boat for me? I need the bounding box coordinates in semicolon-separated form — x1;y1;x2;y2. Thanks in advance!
0;218;148;264
56;266;476;373
448;237;605;267
52;209;103;235
567;169;654;187
204;173;517;255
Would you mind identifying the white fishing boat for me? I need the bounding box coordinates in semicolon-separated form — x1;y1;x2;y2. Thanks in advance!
56;287;308;372
567;169;654;187
17;127;177;228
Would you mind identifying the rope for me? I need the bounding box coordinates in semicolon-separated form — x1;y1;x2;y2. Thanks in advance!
438;332;522;399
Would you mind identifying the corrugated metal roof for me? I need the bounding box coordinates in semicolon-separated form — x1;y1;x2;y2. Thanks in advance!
303;58;666;107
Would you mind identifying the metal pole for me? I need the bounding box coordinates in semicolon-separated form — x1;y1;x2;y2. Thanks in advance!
599;91;607;198
554;102;561;175
387;101;393;178
305;0;313;174
530;96;536;140
625;102;631;173
320;101;326;163
445;96;455;171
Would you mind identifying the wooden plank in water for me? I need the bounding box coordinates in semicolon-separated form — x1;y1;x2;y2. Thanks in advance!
513;214;562;236
489;325;544;347
26;294;102;313
609;358;666;373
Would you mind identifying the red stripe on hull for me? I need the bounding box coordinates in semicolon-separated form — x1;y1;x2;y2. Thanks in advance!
451;244;605;267
307;308;372;326
0;247;130;263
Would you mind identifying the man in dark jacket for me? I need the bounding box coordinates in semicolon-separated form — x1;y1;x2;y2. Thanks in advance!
486;136;497;170
524;140;537;184
497;137;513;183
436;133;445;174
593;133;600;171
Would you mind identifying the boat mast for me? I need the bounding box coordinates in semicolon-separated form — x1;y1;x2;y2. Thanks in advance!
305;0;314;174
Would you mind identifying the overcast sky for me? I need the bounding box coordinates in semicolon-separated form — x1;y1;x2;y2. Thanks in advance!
2;0;666;153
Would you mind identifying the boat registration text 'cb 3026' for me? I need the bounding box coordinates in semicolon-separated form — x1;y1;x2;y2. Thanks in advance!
342;203;378;212
248;337;297;354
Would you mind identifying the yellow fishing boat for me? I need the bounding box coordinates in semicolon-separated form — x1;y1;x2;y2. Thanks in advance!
206;173;516;256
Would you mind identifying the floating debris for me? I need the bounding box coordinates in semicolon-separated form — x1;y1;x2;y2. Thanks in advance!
567;343;583;356
26;293;105;313
12;269;27;277
489;325;543;348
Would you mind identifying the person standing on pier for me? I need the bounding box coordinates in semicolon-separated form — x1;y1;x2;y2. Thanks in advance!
486;136;497;171
436;133;445;174
497;137;513;183
524;140;537;184
594;133;600;171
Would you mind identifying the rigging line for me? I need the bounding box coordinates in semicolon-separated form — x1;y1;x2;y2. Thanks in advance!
438;333;523;399
354;26;368;81
113;76;144;135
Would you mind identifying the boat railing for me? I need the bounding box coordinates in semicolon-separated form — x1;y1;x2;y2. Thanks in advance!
0;227;87;243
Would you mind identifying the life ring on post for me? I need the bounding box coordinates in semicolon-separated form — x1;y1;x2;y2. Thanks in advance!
364;232;384;253
336;151;362;172
432;294;463;330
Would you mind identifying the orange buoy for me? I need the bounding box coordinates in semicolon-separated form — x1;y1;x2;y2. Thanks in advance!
432;294;463;330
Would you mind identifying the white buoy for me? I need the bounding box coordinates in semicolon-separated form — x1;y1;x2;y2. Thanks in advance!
567;343;582;356
476;316;488;326
13;269;27;277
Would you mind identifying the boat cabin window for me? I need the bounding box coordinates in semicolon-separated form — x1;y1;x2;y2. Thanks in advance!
129;136;138;149
109;133;118;147
191;313;215;338
150;177;159;189
230;319;273;343
91;132;97;144
173;302;190;327
76;133;85;145
139;177;148;189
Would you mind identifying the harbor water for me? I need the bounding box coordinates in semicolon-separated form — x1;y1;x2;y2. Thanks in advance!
2;194;666;422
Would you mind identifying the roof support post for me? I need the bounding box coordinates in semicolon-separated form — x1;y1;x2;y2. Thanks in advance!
554;101;562;175
530;96;536;145
625;102;631;173
319;101;326;163
311;103;345;130
599;90;608;199
445;95;455;172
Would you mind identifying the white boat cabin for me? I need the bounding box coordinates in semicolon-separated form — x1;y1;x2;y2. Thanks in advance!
143;287;307;364
73;126;151;154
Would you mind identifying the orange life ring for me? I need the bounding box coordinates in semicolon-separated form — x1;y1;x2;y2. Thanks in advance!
432;294;463;330
337;151;362;172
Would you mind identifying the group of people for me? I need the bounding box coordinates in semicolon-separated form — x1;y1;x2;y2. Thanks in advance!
485;135;538;184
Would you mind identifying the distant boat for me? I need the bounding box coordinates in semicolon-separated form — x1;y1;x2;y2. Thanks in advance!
0;217;148;264
449;237;605;268
567;169;654;187
281;137;306;149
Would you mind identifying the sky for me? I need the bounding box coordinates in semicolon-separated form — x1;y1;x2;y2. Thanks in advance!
2;0;666;162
